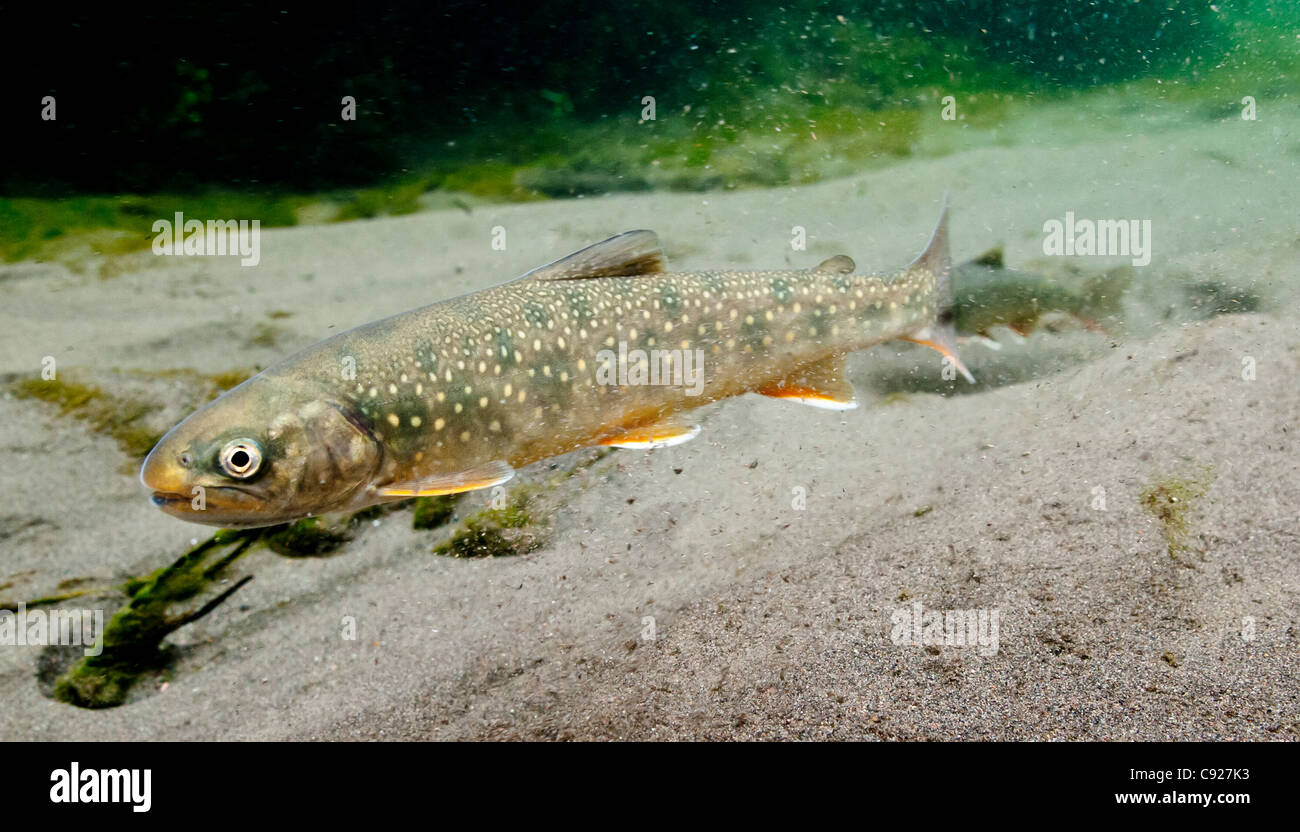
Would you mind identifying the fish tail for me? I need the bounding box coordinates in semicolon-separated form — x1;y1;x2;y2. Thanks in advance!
1079;265;1134;332
900;196;975;383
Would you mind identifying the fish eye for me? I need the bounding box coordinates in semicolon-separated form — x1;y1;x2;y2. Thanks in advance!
218;439;263;479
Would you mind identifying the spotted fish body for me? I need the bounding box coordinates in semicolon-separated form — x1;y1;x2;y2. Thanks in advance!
141;205;970;527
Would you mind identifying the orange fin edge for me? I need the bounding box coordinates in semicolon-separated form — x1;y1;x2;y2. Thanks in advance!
375;461;515;497
600;421;701;449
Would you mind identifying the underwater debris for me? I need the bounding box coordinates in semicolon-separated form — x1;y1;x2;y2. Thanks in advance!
1139;466;1215;560
1183;281;1261;319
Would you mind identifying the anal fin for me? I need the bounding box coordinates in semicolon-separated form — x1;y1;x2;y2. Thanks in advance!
375;460;515;497
757;357;858;411
600;418;701;449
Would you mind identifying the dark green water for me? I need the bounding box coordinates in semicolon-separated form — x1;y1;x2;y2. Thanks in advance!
0;2;1295;259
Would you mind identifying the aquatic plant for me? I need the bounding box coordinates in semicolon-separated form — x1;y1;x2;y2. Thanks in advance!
1139;466;1216;559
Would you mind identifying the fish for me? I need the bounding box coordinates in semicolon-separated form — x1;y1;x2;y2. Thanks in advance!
951;246;1133;343
141;202;971;527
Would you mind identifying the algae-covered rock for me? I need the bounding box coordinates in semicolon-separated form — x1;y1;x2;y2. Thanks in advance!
263;517;350;557
435;492;542;558
412;495;458;530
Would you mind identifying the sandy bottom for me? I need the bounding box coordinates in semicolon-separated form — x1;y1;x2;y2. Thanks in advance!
1;111;1297;740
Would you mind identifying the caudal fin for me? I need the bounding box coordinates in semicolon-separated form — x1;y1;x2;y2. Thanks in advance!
899;196;976;384
1079;265;1134;334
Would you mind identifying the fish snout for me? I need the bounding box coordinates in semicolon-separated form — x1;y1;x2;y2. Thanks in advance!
140;442;193;504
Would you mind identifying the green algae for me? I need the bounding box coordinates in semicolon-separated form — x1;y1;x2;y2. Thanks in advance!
2;587;109;613
9;376;161;461
263;517;350;557
245;322;285;349
345;498;413;528
120;366;257;401
206;368;256;392
434;491;541;558
438;163;547;201
46;497;407;708
333;181;426;221
411;495;458;530
0;192;302;265
1;14;1291;268
1139;466;1216;560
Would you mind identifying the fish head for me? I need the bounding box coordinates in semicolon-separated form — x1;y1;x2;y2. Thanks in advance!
140;376;382;527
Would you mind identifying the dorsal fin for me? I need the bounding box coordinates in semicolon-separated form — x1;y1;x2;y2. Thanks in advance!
908;197;951;282
969;246;1004;269
519;230;666;281
814;255;856;274
900;194;975;384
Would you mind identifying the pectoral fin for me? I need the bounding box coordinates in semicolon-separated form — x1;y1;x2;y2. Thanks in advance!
757;357;858;410
375;460;515;497
600;419;701;449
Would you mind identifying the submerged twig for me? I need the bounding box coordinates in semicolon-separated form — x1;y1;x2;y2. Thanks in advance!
52;529;264;709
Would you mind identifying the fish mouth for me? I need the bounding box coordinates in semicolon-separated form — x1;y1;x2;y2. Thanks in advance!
147;484;272;526
149;483;257;505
